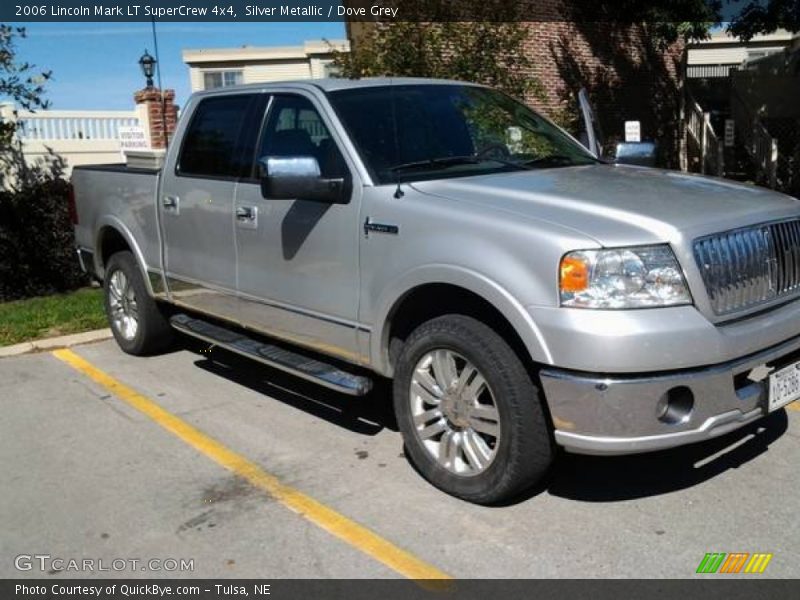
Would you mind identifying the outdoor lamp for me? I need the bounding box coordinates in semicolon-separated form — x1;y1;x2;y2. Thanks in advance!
139;50;156;88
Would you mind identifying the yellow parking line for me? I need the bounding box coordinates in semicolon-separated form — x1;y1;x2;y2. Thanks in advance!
787;401;800;412
53;348;451;581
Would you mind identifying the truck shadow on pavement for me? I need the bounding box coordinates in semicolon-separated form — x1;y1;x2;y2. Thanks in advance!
182;338;790;505
186;340;397;437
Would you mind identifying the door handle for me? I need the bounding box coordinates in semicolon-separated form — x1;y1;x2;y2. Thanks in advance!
163;195;179;213
236;206;256;221
235;205;258;229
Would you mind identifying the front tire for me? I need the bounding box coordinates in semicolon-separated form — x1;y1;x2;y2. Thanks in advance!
393;315;554;504
104;251;173;355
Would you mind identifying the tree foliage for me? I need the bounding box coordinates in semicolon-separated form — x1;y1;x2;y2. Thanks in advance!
0;25;51;112
337;0;799;85
727;0;800;40
333;3;543;101
1;24;60;190
0;24;83;300
573;0;798;43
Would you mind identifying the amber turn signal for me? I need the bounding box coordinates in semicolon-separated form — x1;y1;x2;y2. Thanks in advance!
560;255;589;293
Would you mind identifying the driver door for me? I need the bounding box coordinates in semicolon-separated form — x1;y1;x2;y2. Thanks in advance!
234;93;363;362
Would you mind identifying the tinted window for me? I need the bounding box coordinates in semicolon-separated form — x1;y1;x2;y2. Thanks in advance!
258;95;348;179
179;95;255;178
328;85;597;184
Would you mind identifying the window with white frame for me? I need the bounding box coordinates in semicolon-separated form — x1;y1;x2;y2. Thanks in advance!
322;61;341;77
202;70;244;90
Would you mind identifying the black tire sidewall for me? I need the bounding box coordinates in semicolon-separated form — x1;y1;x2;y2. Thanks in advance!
393;315;553;504
104;251;169;355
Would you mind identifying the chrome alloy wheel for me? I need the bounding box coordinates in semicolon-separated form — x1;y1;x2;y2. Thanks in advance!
409;349;501;476
108;269;139;341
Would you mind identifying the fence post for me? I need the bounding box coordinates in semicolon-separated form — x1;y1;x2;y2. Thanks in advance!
701;112;709;174
0;102;18;131
769;138;778;189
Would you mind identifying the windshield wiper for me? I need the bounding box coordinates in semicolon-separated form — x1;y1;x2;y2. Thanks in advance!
389;156;479;174
522;154;602;168
389;155;531;175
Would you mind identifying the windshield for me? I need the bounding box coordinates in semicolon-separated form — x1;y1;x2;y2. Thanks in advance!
327;84;600;184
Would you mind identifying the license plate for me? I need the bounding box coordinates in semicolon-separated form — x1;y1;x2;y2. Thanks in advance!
768;360;800;412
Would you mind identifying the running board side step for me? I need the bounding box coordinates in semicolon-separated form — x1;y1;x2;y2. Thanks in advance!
170;314;372;396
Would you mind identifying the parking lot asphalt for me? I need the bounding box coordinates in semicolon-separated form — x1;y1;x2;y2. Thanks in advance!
1;337;798;579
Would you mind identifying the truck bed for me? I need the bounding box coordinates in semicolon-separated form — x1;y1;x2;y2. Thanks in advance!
71;164;162;281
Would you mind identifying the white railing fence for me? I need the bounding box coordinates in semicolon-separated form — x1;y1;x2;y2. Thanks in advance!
15;111;141;141
730;89;779;189
686;96;724;176
0;102;146;176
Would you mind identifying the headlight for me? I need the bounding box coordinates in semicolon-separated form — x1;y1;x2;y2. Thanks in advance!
560;245;691;309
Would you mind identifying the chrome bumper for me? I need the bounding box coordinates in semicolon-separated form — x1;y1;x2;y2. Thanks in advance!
540;333;800;455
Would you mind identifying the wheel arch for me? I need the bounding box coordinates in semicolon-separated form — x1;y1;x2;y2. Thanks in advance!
372;266;554;377
94;216;154;297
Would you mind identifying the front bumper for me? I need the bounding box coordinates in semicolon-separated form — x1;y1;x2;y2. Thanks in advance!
540;332;800;455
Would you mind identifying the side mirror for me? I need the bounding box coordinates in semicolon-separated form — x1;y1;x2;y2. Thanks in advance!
614;141;657;167
258;156;349;204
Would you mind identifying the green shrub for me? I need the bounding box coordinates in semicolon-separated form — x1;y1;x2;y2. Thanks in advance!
0;177;88;301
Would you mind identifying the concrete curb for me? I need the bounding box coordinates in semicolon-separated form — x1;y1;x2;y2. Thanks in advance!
0;328;113;358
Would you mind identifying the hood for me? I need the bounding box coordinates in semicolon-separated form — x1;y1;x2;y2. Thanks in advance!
411;164;800;247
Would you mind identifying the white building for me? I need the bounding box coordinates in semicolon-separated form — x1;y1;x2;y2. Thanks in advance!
686;29;795;79
182;40;350;92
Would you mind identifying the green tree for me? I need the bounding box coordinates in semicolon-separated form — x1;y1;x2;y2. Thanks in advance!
0;25;79;301
0;24;60;190
578;0;798;44
0;25;51;112
333;3;543;102
727;0;800;40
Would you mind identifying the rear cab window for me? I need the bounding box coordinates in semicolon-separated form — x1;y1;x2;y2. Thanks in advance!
177;94;259;179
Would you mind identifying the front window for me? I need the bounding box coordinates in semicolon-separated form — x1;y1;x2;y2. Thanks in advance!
203;70;244;90
327;84;599;184
258;95;348;179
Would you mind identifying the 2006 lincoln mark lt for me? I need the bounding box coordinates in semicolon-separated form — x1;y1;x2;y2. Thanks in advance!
72;78;800;503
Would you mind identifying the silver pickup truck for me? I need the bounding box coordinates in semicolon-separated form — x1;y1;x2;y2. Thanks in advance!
72;78;800;504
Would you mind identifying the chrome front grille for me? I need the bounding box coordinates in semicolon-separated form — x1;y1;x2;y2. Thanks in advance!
694;219;800;315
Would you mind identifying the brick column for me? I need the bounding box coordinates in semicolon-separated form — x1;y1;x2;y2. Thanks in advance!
133;87;178;149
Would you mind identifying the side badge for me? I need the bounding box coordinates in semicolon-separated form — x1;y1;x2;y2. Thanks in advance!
364;217;399;237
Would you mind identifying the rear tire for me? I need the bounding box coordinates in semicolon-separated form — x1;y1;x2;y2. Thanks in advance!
104;251;173;355
393;315;554;504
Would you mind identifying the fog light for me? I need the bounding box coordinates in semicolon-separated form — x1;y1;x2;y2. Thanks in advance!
656;386;694;425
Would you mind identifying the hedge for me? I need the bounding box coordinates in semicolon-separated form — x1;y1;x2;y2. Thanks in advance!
0;177;88;302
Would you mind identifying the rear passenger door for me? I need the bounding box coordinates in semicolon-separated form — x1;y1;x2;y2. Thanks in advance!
159;93;261;318
234;93;363;363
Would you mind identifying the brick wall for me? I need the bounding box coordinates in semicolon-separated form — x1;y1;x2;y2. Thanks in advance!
521;19;685;164
133;88;179;149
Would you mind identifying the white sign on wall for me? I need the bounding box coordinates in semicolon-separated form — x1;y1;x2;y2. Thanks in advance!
624;121;641;143
724;119;735;147
119;126;148;154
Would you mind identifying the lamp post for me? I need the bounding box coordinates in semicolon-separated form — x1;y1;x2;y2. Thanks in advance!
138;50;156;88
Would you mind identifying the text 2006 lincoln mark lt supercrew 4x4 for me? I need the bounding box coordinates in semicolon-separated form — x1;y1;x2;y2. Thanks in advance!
71;78;800;503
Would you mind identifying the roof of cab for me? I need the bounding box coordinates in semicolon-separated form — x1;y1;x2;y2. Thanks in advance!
192;77;481;98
